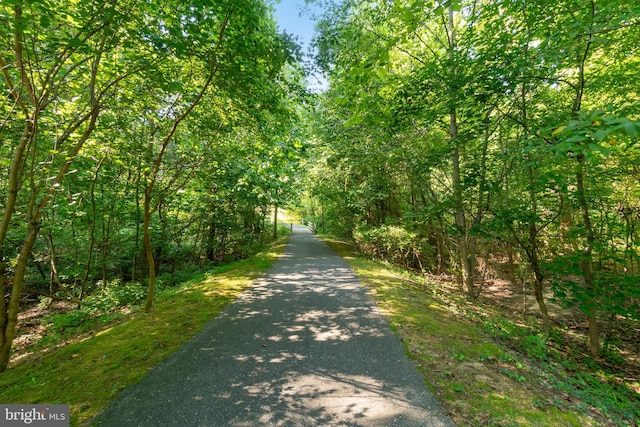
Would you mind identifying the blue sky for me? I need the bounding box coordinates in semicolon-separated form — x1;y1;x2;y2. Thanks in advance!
273;0;316;53
273;0;328;91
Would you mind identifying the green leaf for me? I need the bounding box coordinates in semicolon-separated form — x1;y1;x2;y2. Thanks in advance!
554;142;573;153
565;134;586;143
592;128;609;142
40;15;51;28
623;121;639;138
68;37;83;48
587;143;610;155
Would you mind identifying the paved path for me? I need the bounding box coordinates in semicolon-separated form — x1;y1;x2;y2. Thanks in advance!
93;226;455;426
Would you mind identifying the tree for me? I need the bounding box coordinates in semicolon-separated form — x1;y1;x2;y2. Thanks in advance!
0;0;144;372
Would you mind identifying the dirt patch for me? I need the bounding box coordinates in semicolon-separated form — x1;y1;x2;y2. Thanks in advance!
476;254;640;374
11;299;76;363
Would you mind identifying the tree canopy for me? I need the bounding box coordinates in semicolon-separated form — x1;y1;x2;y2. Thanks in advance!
302;0;640;357
0;0;306;372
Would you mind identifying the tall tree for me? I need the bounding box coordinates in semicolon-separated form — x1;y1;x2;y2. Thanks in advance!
0;0;143;372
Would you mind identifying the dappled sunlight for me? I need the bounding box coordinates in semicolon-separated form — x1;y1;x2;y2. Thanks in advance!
95;327;114;337
231;308;272;321
92;225;453;427
267;351;307;363
232;354;265;363
189;367;448;427
292;308;387;342
278;371;427;419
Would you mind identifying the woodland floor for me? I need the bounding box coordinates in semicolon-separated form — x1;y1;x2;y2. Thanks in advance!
6;247;640;426
12;297;136;368
13;299;77;361
477;255;640;382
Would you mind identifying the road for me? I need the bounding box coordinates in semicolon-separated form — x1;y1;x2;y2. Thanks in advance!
92;225;455;426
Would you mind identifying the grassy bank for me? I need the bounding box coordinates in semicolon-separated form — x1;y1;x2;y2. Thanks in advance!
2;230;636;426
0;236;289;426
322;236;638;426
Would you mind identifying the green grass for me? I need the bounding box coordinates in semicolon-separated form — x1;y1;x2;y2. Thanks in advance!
0;237;288;426
3;230;636;426
321;235;617;426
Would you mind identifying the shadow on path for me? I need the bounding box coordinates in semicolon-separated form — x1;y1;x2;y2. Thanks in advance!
92;226;455;426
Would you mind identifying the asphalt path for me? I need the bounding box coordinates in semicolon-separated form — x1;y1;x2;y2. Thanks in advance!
92;225;455;426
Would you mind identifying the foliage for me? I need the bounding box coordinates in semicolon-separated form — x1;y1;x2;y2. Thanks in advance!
353;224;435;271
302;0;640;355
0;237;287;426
84;281;147;312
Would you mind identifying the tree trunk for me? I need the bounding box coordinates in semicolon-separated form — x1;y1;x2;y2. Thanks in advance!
206;222;217;261
0;8;37;370
575;155;599;356
44;230;61;298
453;141;475;298
0;222;40;372
81;158;104;300
101;213;114;287
273;203;278;239
447;5;475;299
0;122;35;366
569;12;599;354
143;192;156;313
527;165;551;332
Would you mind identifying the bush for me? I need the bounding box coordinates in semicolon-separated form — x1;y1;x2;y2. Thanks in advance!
83;280;146;312
43;280;144;336
352;225;435;271
49;310;92;331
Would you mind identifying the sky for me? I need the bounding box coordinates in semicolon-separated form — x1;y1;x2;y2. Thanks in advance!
273;0;328;91
273;0;316;52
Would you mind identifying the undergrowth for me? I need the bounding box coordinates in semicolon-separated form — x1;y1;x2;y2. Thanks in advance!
27;226;292;357
482;314;640;423
0;235;289;426
322;235;639;426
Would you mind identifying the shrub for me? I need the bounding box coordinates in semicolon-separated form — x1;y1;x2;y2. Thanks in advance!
353;225;435;271
83;280;146;312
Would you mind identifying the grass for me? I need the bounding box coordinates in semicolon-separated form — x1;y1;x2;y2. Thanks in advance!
321;235;634;426
0;237;288;426
3;229;637;426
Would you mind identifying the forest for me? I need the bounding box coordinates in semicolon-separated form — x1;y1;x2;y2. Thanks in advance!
0;0;305;372
303;0;640;356
0;0;639;423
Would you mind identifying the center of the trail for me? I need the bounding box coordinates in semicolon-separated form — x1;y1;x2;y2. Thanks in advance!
92;227;455;426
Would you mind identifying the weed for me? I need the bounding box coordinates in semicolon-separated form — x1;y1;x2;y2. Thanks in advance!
324;236;634;427
523;333;548;360
601;340;626;365
452;382;465;393
453;352;466;361
499;368;527;383
0;235;289;426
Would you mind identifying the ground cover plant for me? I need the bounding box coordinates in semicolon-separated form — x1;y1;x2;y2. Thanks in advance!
323;236;639;426
0;236;288;426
